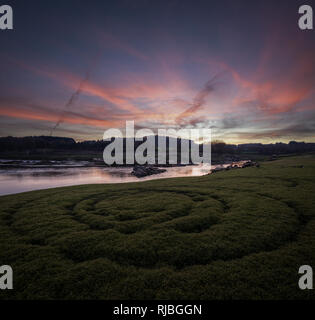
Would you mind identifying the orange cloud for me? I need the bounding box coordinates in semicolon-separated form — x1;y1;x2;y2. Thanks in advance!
226;55;314;116
0;105;122;128
8;57;194;127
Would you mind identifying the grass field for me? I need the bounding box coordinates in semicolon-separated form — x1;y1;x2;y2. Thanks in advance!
0;155;315;299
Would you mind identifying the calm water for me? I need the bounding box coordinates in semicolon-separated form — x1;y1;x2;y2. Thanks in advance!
0;164;214;196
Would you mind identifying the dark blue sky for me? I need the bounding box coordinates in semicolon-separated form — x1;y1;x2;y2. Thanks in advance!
0;0;314;142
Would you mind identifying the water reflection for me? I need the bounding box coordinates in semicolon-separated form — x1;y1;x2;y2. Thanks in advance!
0;164;213;196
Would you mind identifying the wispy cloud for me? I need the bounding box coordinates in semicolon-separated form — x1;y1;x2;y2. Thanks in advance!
176;73;223;125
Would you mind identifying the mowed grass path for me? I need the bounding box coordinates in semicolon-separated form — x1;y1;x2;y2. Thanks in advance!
1;155;315;299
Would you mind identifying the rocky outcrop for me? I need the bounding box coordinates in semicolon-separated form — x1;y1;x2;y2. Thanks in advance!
209;160;260;174
241;160;260;168
131;165;167;178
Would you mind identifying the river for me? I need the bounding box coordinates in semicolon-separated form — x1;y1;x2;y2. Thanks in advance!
0;161;219;196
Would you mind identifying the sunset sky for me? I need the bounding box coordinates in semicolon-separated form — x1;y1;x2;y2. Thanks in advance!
0;0;314;143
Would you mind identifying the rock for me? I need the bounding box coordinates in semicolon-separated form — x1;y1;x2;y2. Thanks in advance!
269;154;278;161
241;161;252;168
209;160;260;174
131;165;166;178
241;160;260;168
210;166;225;174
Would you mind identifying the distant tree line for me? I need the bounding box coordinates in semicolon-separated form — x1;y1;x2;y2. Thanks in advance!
0;136;315;155
210;140;315;155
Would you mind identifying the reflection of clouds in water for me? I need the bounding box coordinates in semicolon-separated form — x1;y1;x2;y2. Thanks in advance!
0;163;224;196
2;169;73;178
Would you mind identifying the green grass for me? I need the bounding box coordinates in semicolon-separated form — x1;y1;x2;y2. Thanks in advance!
0;155;315;299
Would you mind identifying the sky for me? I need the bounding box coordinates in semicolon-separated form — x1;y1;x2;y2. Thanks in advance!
0;0;314;144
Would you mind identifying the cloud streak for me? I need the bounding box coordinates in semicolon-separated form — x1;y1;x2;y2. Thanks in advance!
176;73;222;125
49;71;90;135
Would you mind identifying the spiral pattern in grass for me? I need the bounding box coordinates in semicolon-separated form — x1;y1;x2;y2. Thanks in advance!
0;155;315;299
